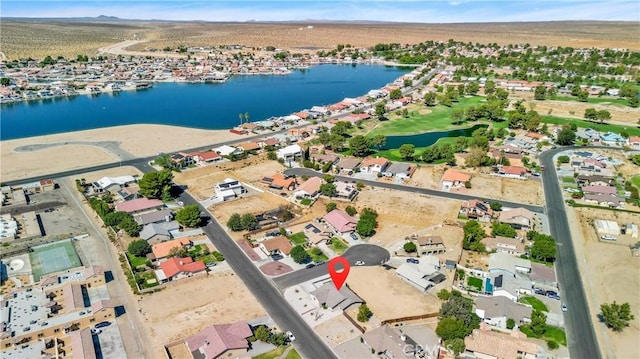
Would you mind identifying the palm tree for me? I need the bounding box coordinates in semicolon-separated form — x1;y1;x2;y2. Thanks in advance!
239;113;243;125
244;112;250;123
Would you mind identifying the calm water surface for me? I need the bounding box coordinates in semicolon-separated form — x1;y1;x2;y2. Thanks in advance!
1;64;410;140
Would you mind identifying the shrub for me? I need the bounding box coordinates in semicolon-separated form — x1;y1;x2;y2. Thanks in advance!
403;241;417;253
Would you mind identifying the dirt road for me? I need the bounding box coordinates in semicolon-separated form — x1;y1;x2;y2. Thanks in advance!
98;39;187;58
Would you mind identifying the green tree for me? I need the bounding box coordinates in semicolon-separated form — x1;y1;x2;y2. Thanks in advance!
240;213;259;230
556;125;576;145
370;134;386;149
349;135;371;157
629;96;639;108
0;78;10;86
534;85;547;100
290;245;311;264
403;241;417;253
584;108;598;121
447;338;466;356
253;325;270;342
484;80;496;95
463;220;487;251
424;91;437;106
175;204;202;227
119;216;142;236
104;211;130;227
437;289;451;300
530;310;547;336
345;205;358;216
436;317;468;341
489;202;503;211
465;82;480;95
356;208;378;237
227;213;244;231
491;223;517;238
128;239;151;257
439;296;480;331
506;318;516;329
530;233;557;262
375;102;387;118
451;108;465;125
577;90;589;102
596;110;611;123
325;202;337;213
389;88;402;100
600;302;635;331
320;183;337;197
357;304;373;322
398;144;416;160
619;84;639;99
139;169;174;200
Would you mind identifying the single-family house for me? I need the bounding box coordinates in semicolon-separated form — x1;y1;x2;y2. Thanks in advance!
529;262;558;289
213;178;246;201
459;199;494;222
482;236;526;256
134;209;173;226
310;282;363;311
115;198;164;214
170;152;195;168
156;257;207;282
260;173;296;191
600;131;626;145
324;209;357;234
91;175;136;193
498;207;534;230
191;151;222;165
489;252;531;276
359;157;389;174
334;181;359;200
336;157;361;174
382;162;414;179
139;221;180;244
584;193;624;207
213;145;242;157
184;321;253;359
441;169;471;190
295;177;323;198
237;141;261;152
474;296;532;330
497;165;528;179
581;185;617;196
276;144;303;162
259;236;293;256
488;273;532;301
395;255;446;292
627;136;640;149
310;153;339;167
116;185;140;202
416;235;446;255
576;174;613;187
150;238;193;262
363;325;427;359
464;325;538;359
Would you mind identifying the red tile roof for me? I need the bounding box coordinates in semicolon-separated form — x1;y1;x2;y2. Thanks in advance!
160;257;206;278
261;236;294;255
115;198;163;213
361;157;389;167
501;166;527;175
441;169;471;182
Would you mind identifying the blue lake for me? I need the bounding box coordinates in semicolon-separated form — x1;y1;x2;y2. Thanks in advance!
0;64;410;140
383;124;488;149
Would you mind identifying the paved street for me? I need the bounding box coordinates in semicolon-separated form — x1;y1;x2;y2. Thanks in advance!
178;191;338;359
273;244;390;290
284;168;545;213
540;147;601;359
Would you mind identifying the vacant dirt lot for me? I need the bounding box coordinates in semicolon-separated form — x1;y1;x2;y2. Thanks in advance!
408;166;545;205
570;207;639;359
352;186;461;247
347;266;442;322
3;20;638;60
139;271;265;358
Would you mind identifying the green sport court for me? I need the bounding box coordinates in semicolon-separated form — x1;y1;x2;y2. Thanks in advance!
29;239;82;281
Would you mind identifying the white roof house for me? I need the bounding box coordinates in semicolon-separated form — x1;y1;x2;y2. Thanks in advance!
488;252;531;276
93;175;136;190
395;255;445;292
594;219;620;236
213;145;240;156
276;144;303;161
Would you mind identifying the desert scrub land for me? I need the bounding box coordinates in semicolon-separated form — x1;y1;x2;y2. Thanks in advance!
2;20;639;60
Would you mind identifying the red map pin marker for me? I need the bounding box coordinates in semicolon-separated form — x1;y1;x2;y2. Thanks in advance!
328;256;350;290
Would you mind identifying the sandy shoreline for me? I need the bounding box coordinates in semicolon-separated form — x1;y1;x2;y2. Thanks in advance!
0;124;242;182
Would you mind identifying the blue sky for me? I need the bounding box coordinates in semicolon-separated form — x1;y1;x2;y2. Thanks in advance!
2;1;639;22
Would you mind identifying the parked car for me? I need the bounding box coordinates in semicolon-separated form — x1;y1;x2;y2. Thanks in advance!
546;291;560;300
350;233;359;241
205;262;217;267
534;288;547;295
406;258;419;264
271;254;283;261
286;331;296;342
95;321;111;329
355;261;365;266
601;235;616;241
315;260;325;265
561;303;568;312
305;263;316;269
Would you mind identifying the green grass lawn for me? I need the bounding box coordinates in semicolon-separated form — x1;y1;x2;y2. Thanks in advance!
252;345;301;359
467;276;483;291
520;325;567;347
368;96;485;136
307;247;329;262
561;177;576;184
128;253;148;268
519;296;549;312
631;175;640;190
288;232;308;245
329;237;349;254
550;95;631;106
300;198;313;206
541;116;640;137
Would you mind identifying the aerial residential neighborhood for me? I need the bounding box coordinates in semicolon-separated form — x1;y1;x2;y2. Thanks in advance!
1;3;640;359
